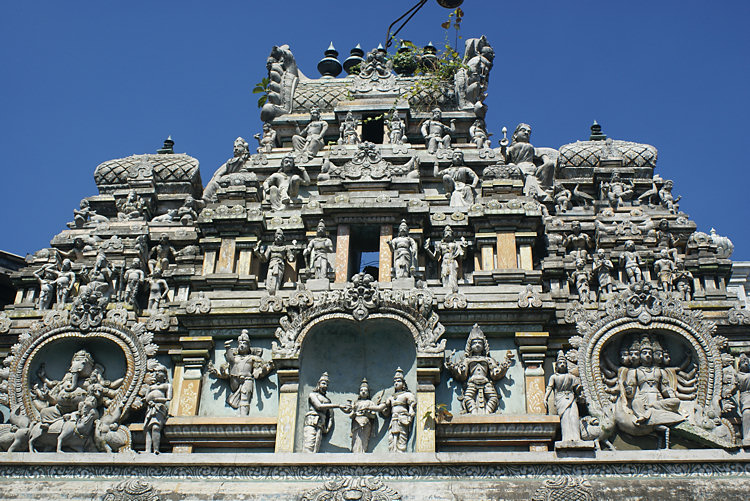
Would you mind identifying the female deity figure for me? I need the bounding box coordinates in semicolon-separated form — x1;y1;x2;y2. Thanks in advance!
345;378;384;453
445;324;514;414
143;361;172;454
303;220;334;280
387;220;418;279
544;351;583;443
424;225;469;293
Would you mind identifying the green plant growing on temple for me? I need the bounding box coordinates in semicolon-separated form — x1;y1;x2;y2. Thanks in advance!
252;77;270;108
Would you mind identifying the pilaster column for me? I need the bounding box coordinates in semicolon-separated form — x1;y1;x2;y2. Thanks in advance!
514;331;549;451
235;236;258;276
335;224;350;283
496;232;517;269
274;364;300;453
474;233;496;271
415;354;442;452
215;237;236;273
516;232;537;271
379;224;393;282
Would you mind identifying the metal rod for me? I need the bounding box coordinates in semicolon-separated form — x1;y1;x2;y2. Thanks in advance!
384;0;429;49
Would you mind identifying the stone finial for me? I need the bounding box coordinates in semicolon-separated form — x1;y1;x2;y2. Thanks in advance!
343;44;365;75
317;42;342;78
589;121;607;141
157;136;174;154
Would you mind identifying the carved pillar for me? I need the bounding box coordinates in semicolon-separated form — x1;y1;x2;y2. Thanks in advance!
236;236;258;276
215;237;236;273
335;224;350;283
274;363;300;453
379;224;393;282
514;331;549;451
201;238;220;275
475;233;496;271
496;232;517;269
415;354;442;452
168;336;214;453
516;232;536;271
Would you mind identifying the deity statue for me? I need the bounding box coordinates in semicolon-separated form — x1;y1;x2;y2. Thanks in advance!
208;330;274;416
659;179;681;214
619;240;644;284
652;219;678;260
673;259;693;301
553;183;572;214
116;190;149;221
292;106;328;160
338;111;360;145
424;225;469;293
263;154;311;210
303;220;334;280
379;368;416;453
544;351;584;444
737;353;750;446
653;249;676;292
177;195;203;226
569;258;592;303
143;360;172;454
469;119;491;149
461;36;494;115
445;324;514;414
420;108;455;154
52;259;76;308
592;249;615;299
148;235;176;275
34;264;57;310
303;372;344;453
564;221;592;263
499;123;555;198
600;172;633;210
261;44;299;122
86;252;115;299
344;378;384;453
254;122;277;154
73;199;108;228
122;258;145;306
387;220;418;279
385;110;408;145
433;150;480;208
146;268;169;311
203;137;253;201
255;229;297;296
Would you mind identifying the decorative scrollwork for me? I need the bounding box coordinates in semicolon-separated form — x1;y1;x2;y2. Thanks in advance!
185;292;211;315
70;289;108;331
518;284;543;308
300;477;401;501
0;312;11;334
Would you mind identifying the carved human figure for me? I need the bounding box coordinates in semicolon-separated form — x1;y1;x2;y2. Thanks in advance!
544;351;583;443
673;259;694;301
736;353;750;445
54;395;99;453
619;240;644;284
255;229;297;296
303;220;334;280
387;220;418;279
34;264;57;310
52;259;76;308
303;372;343;453
87;252;114;298
254;122;277;154
569;258;592;303
116;190;148;221
345;378;384;453
469;119;491;149
445;324;514;414
601;172;633;210
653;249;676;292
424;225;469;293
553;183;572;214
564;221;592;263
379;368;416;453
33;349;103;422
148;235;176;275
592;249;615;299
263;154;311;210
203;137;252;201
462;36;494;110
500;123;555;197
143;361;172;454
420;108;455;154
659;180;681;213
433;150;480;207
338;111;360;145
122;258;145;306
147;268;169;311
385;110;408;145
292;106;328;160
653;219;678;260
208;330;274;416
73;199;108;228
177;195;203;226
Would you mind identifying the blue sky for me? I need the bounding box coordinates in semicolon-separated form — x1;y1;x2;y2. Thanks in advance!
1;1;748;259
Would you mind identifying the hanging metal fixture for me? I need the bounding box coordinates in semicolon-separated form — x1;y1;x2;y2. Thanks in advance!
384;0;464;49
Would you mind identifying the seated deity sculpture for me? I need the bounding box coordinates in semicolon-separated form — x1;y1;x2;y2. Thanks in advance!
499;123;554;198
563;221;592;263
445;324;514;414
254;122;277;154
73;199;108;228
263;154;311;210
292;106;328;161
116;190;149;221
469;119;491;149
433;150;480;208
203;137;253;202
600;172;634;210
148;234;176;275
420;108;455;154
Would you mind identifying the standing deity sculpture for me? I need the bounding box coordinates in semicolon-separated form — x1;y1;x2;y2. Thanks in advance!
338;111;360;145
254;122;277;154
203;137;253;201
292;106;328;161
146;268;169;311
379;368;416;453
303;220;334;280
34;264;57;310
469;119;491;149
208;330;274;416
619;240;644;284
424;225;469;293
659;180;681;214
303;372;344;453
673;259;694;301
600;172;634;210
569;258;592;303
564;221;592;263
122;258;145;306
593;249;615;299
499;123;555;198
544;351;584;444
344;378;384;453
263;154;311;210
387;220;418;279
433;150;480;208
653;249;676;292
148;235;176;275
445;324;514;414
420;108;455;154
385;110;408;145
255;229;297;296
143;360;172;454
52;259;76;308
736;353;750;446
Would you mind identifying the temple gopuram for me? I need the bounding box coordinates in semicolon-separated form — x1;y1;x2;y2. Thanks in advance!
0;35;749;500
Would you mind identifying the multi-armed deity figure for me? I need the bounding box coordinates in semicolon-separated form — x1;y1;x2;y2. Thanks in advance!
420;108;455;154
263;154;311;210
292;106;328;161
344;378;384;453
620;240;644;284
254;122;277;154
544;351;584;444
116;190;149;221
143;360;172;454
87;252;115;299
379;368;416;453
385;110;408;145
203;137;252;201
445;324;514;414
433;150;480;208
303;220;334;280
499;123;555;198
424;225;469;293
338;111;360;145
303;372;345;453
208;330;274;416
255;229;297;296
387;220;418;280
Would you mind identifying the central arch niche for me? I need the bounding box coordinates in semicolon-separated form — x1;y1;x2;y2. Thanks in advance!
295;316;417;453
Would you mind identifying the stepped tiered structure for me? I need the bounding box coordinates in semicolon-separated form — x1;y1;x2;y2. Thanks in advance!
0;37;748;500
